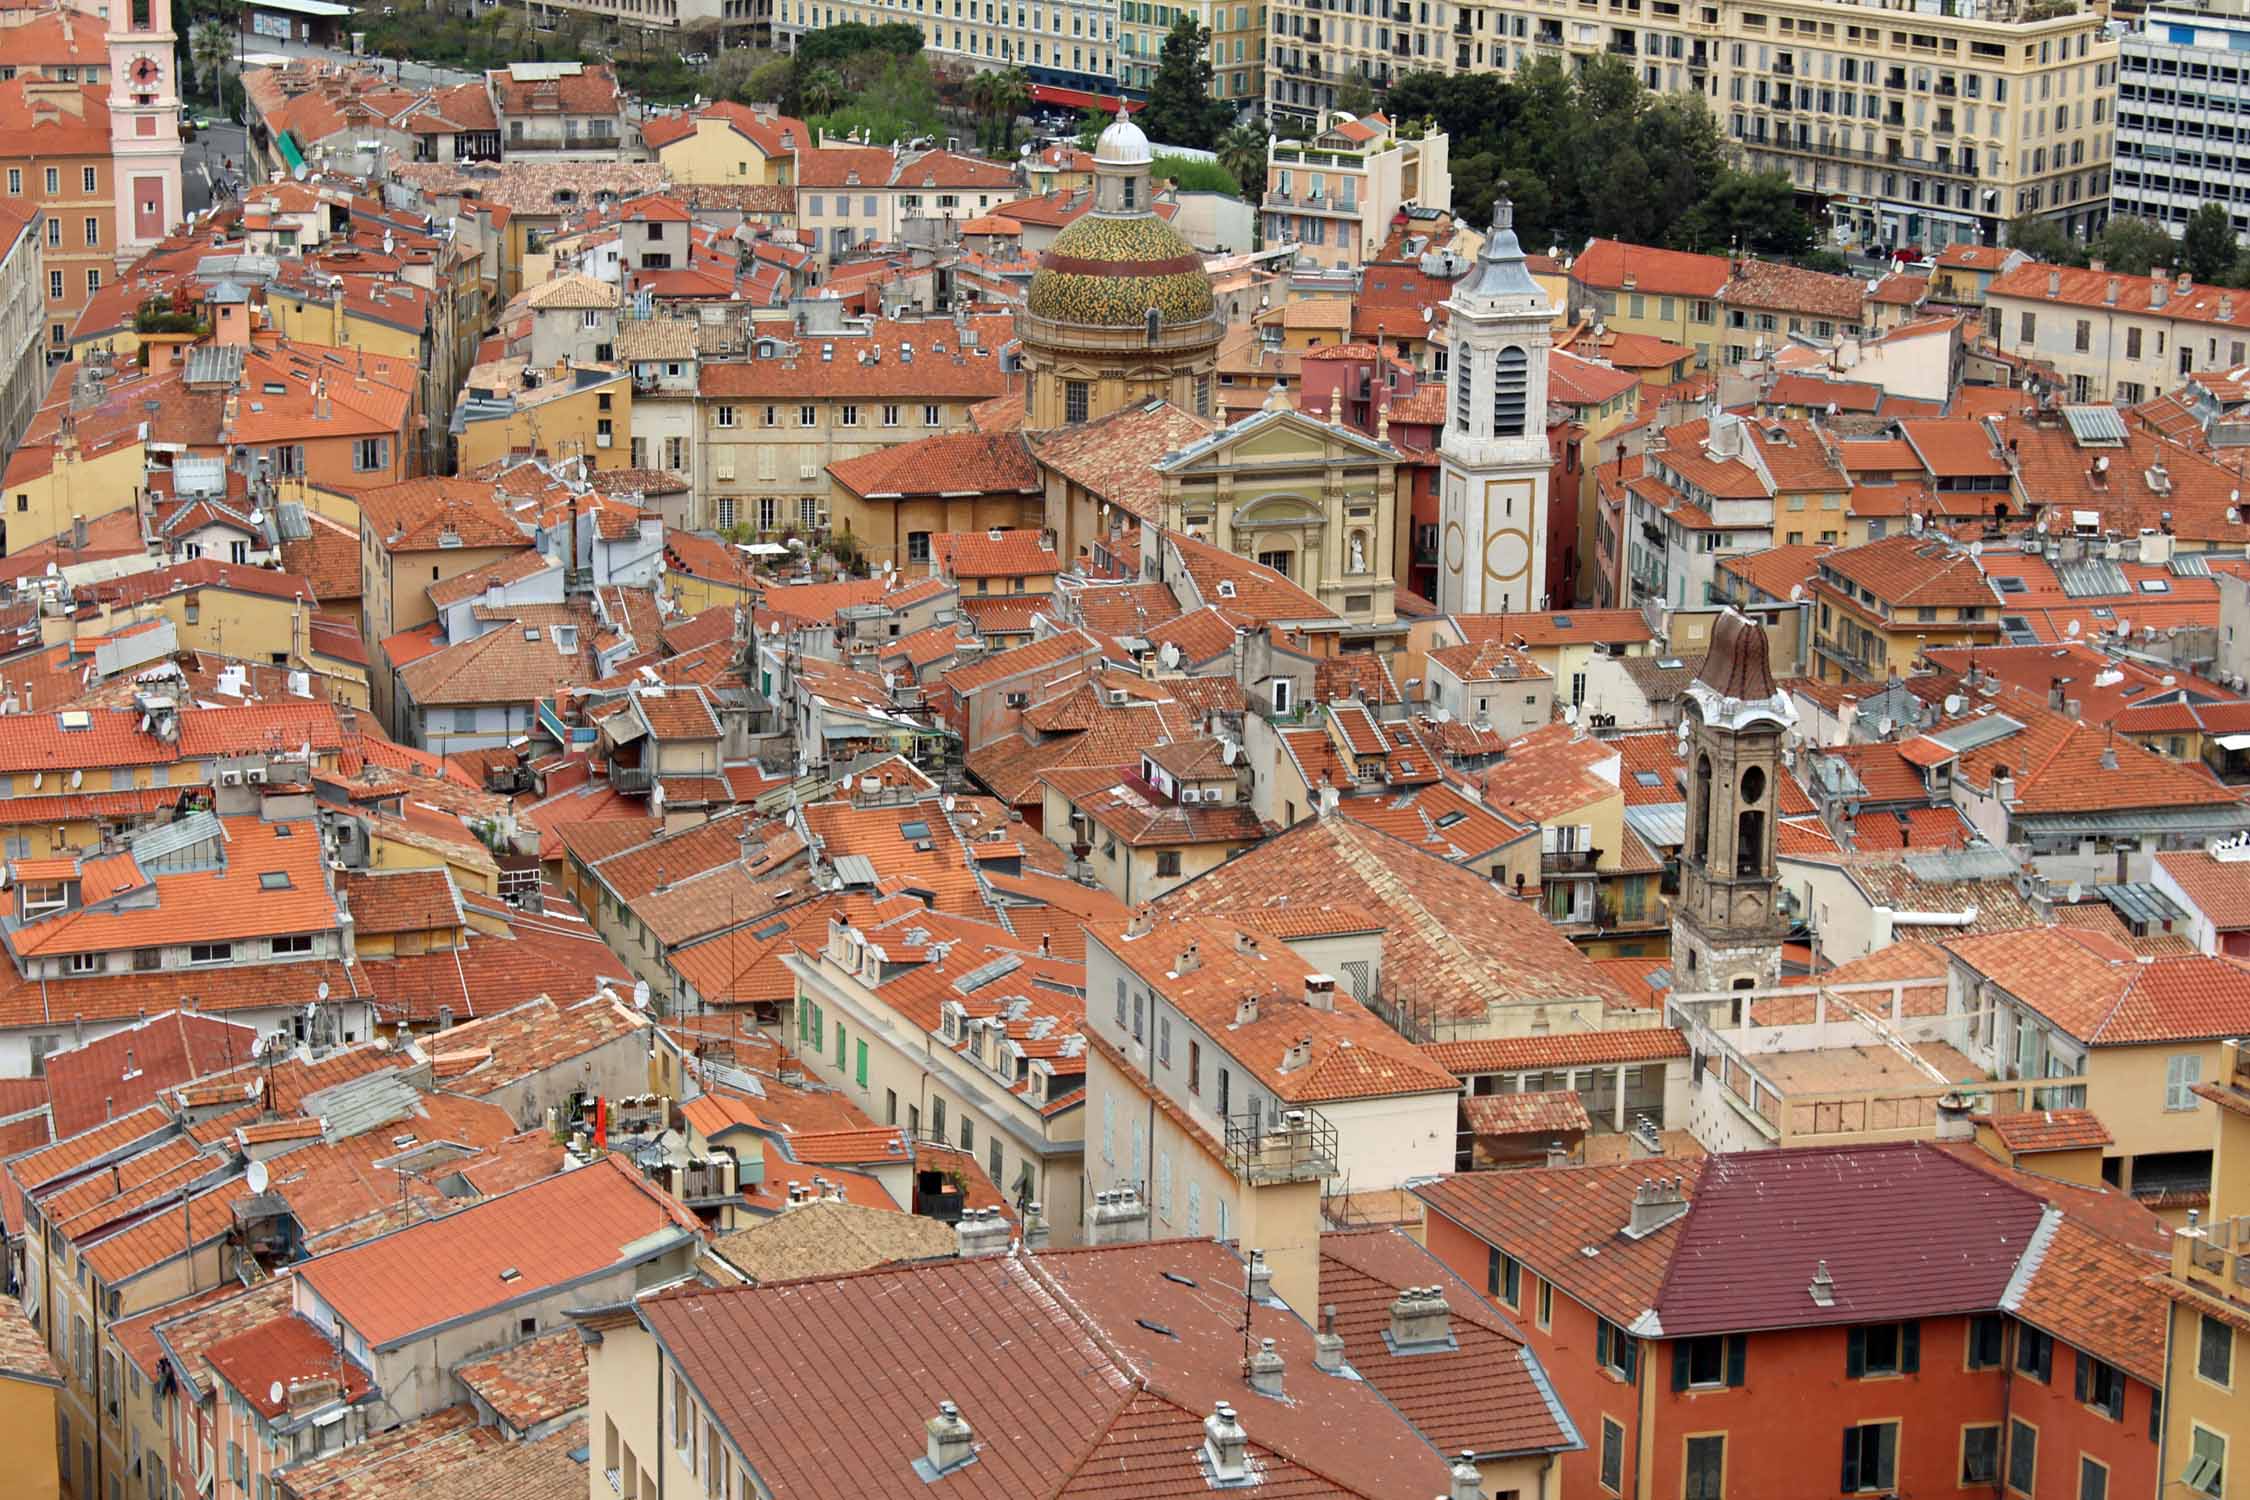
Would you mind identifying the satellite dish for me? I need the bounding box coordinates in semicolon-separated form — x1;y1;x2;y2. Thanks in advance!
632;979;650;1011
316;980;330;1003
246;1159;269;1194
42;562;56;578
1434;706;1452;723
1969;540;1983;558
30;773;41;790
1562;704;1579;725
2066;619;2082;639
249;508;264;526
269;1380;286;1409
68;770;81;789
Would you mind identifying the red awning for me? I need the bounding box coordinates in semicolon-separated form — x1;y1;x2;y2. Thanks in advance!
1031;85;1144;114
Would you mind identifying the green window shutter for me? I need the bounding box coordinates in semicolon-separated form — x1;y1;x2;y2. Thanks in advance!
1725;1333;1748;1387
1841;1431;1860;1493
1672;1342;1691;1392
1846;1326;1866;1379
2074;1349;2089;1404
834;1019;845;1066
855;1039;868;1088
1902;1321;1920;1374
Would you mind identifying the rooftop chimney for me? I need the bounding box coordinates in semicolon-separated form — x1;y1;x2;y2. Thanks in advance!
1809;1259;1836;1307
1449;1454;1484;1500
921;1402;975;1478
1235;994;1260;1027
1245;1337;1285;1397
955;1205;1011;1259
1177;941;1202;974
1088;1186;1150;1245
1386;1285;1453;1352
1304;974;1337;1011
1234;930;1262;958
1280;1036;1314;1073
1246;1249;1273;1302
1023;1201;1049;1251
1313;1306;1346;1373
1624;1175;1689;1238
1203;1404;1251;1485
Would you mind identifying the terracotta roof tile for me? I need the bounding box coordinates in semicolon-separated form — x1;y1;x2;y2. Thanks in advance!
453;1328;586;1431
828;431;1040;498
1987;1108;2113;1153
1422;1028;1689;1076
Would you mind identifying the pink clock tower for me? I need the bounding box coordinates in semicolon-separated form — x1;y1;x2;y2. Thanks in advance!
107;0;183;265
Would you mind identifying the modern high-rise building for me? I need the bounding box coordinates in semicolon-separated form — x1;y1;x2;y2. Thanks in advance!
1275;0;2115;252
2113;3;2250;234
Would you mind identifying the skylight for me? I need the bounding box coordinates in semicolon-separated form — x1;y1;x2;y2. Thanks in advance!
1634;771;1663;787
1993;576;2026;594
2139;578;2171;593
899;820;932;842
259;872;292;890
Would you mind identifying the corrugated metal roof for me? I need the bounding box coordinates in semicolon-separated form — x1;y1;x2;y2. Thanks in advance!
1624;803;1687;850
829;853;879;888
2058;559;2131;598
2062;404;2128;445
1929;715;2025;753
305;1069;425;1145
2170;554;2213;578
130;810;226;871
1902;846;2019;883
2097;881;2188;930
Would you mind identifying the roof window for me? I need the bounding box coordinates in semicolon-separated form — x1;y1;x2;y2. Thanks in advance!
258;872;292;891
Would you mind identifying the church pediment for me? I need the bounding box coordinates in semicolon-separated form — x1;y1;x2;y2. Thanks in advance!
1156;408;1400;475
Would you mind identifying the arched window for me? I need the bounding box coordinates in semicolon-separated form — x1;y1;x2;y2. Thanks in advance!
1737;810;1765;876
1691;752;1712;864
1740;765;1766;806
1453;353;1472;433
1492;346;1529;437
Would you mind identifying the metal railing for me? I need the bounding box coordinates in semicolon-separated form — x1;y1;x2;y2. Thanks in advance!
1222;1106;1339;1184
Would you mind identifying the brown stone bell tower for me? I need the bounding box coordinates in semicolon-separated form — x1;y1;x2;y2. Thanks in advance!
1673;609;1794;993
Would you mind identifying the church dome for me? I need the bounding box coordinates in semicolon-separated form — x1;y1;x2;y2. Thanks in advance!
1024;211;1216;330
1093;113;1152;166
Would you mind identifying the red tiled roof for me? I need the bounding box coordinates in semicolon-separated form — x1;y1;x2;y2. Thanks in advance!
828;431;1039;499
205;1313;373;1417
2155;849;2250;929
1986;1108;2113;1153
293;1153;697;1348
1572;239;1730;298
1653;1142;2045;1336
1947;928;2250;1045
1423;1028;1689;1076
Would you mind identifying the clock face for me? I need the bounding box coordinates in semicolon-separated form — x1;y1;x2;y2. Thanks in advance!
131;55;160;86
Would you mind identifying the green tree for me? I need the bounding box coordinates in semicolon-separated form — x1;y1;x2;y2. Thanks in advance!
1137;18;1231;150
798;65;849;119
985;66;1032;155
1075;107;1106;152
1335;74;1378;118
1216;119;1268;202
188;18;233;103
2005;213;2086;267
2184;203;2240;285
811;54;941;147
2089;215;2179;276
1153;153;1240;195
1676;170;1816;258
796;22;922;67
745;54;795;106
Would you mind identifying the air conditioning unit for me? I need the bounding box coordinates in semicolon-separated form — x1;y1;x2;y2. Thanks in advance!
220;770;243;786
245;766;267;784
596;433;612;448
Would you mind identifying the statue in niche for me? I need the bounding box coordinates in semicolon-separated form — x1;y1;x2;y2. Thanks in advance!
1349;532;1368;574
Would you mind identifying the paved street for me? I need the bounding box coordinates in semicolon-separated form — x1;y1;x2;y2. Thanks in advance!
242;35;484;90
184;120;247;214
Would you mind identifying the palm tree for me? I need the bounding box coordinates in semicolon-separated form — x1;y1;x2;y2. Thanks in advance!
189;19;233;104
1218;119;1268;201
991;66;1031;155
964;69;998;153
800;64;847;119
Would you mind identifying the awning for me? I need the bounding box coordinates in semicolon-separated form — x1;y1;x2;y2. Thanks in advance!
249;0;355;14
2218;733;2250;751
1031;85;1142;115
274;129;304;171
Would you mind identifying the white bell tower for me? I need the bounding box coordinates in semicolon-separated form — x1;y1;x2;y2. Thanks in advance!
107;0;184;267
1436;196;1556;614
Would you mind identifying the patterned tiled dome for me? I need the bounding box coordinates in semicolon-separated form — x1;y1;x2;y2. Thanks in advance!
1025;212;1217;329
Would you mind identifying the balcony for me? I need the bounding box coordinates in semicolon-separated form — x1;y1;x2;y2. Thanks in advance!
1543;847;1603;876
611;762;654;793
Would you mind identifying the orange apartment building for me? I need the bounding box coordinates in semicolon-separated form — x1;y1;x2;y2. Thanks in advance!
1416;1142;2167;1500
0;78;112;359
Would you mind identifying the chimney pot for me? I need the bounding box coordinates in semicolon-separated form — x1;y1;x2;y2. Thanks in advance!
1304;973;1337;1011
923;1401;975;1477
1387;1284;1453;1351
1246;1336;1286;1398
1203;1404;1251;1483
1809;1258;1836;1307
1450;1454;1484;1500
1246;1249;1273;1302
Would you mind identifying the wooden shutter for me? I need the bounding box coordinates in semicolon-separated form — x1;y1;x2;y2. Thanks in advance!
1846;1325;1867;1379
1902;1320;1920;1373
1726;1333;1748;1387
1841;1430;1861;1493
1673;1341;1692;1392
2074;1349;2089;1403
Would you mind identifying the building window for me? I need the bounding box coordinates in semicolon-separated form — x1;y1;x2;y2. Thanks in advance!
2076;1351;2125;1421
799;405;816;426
1684;1435;1724;1500
715;497;736;530
1595;1317;1638;1380
67;953;96;974
48;269;62;300
1599;1418;1625;1494
923;403;941;426
2017;1324;2054;1382
839;404;859;426
2079;1456;2108;1500
1486;1248;1520;1308
1962;1424;2001;1485
44;168;58;194
1845;1321;1918;1378
353;438;387;472
1155;851;1182;877
1961;1312;2003;1369
907;532;932;563
4;169;15;194
1841;1422;1898;1493
270;935;312;957
2166;1052;2204;1110
80;166;93;193
715;405;737;428
1063;379;1090;424
83;217;96;247
188;942;232;964
2198;1312;2233;1388
2007;1419;2037;1495
2186;1426;2226;1496
1492;346;1529;436
1672;1334;1747;1390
